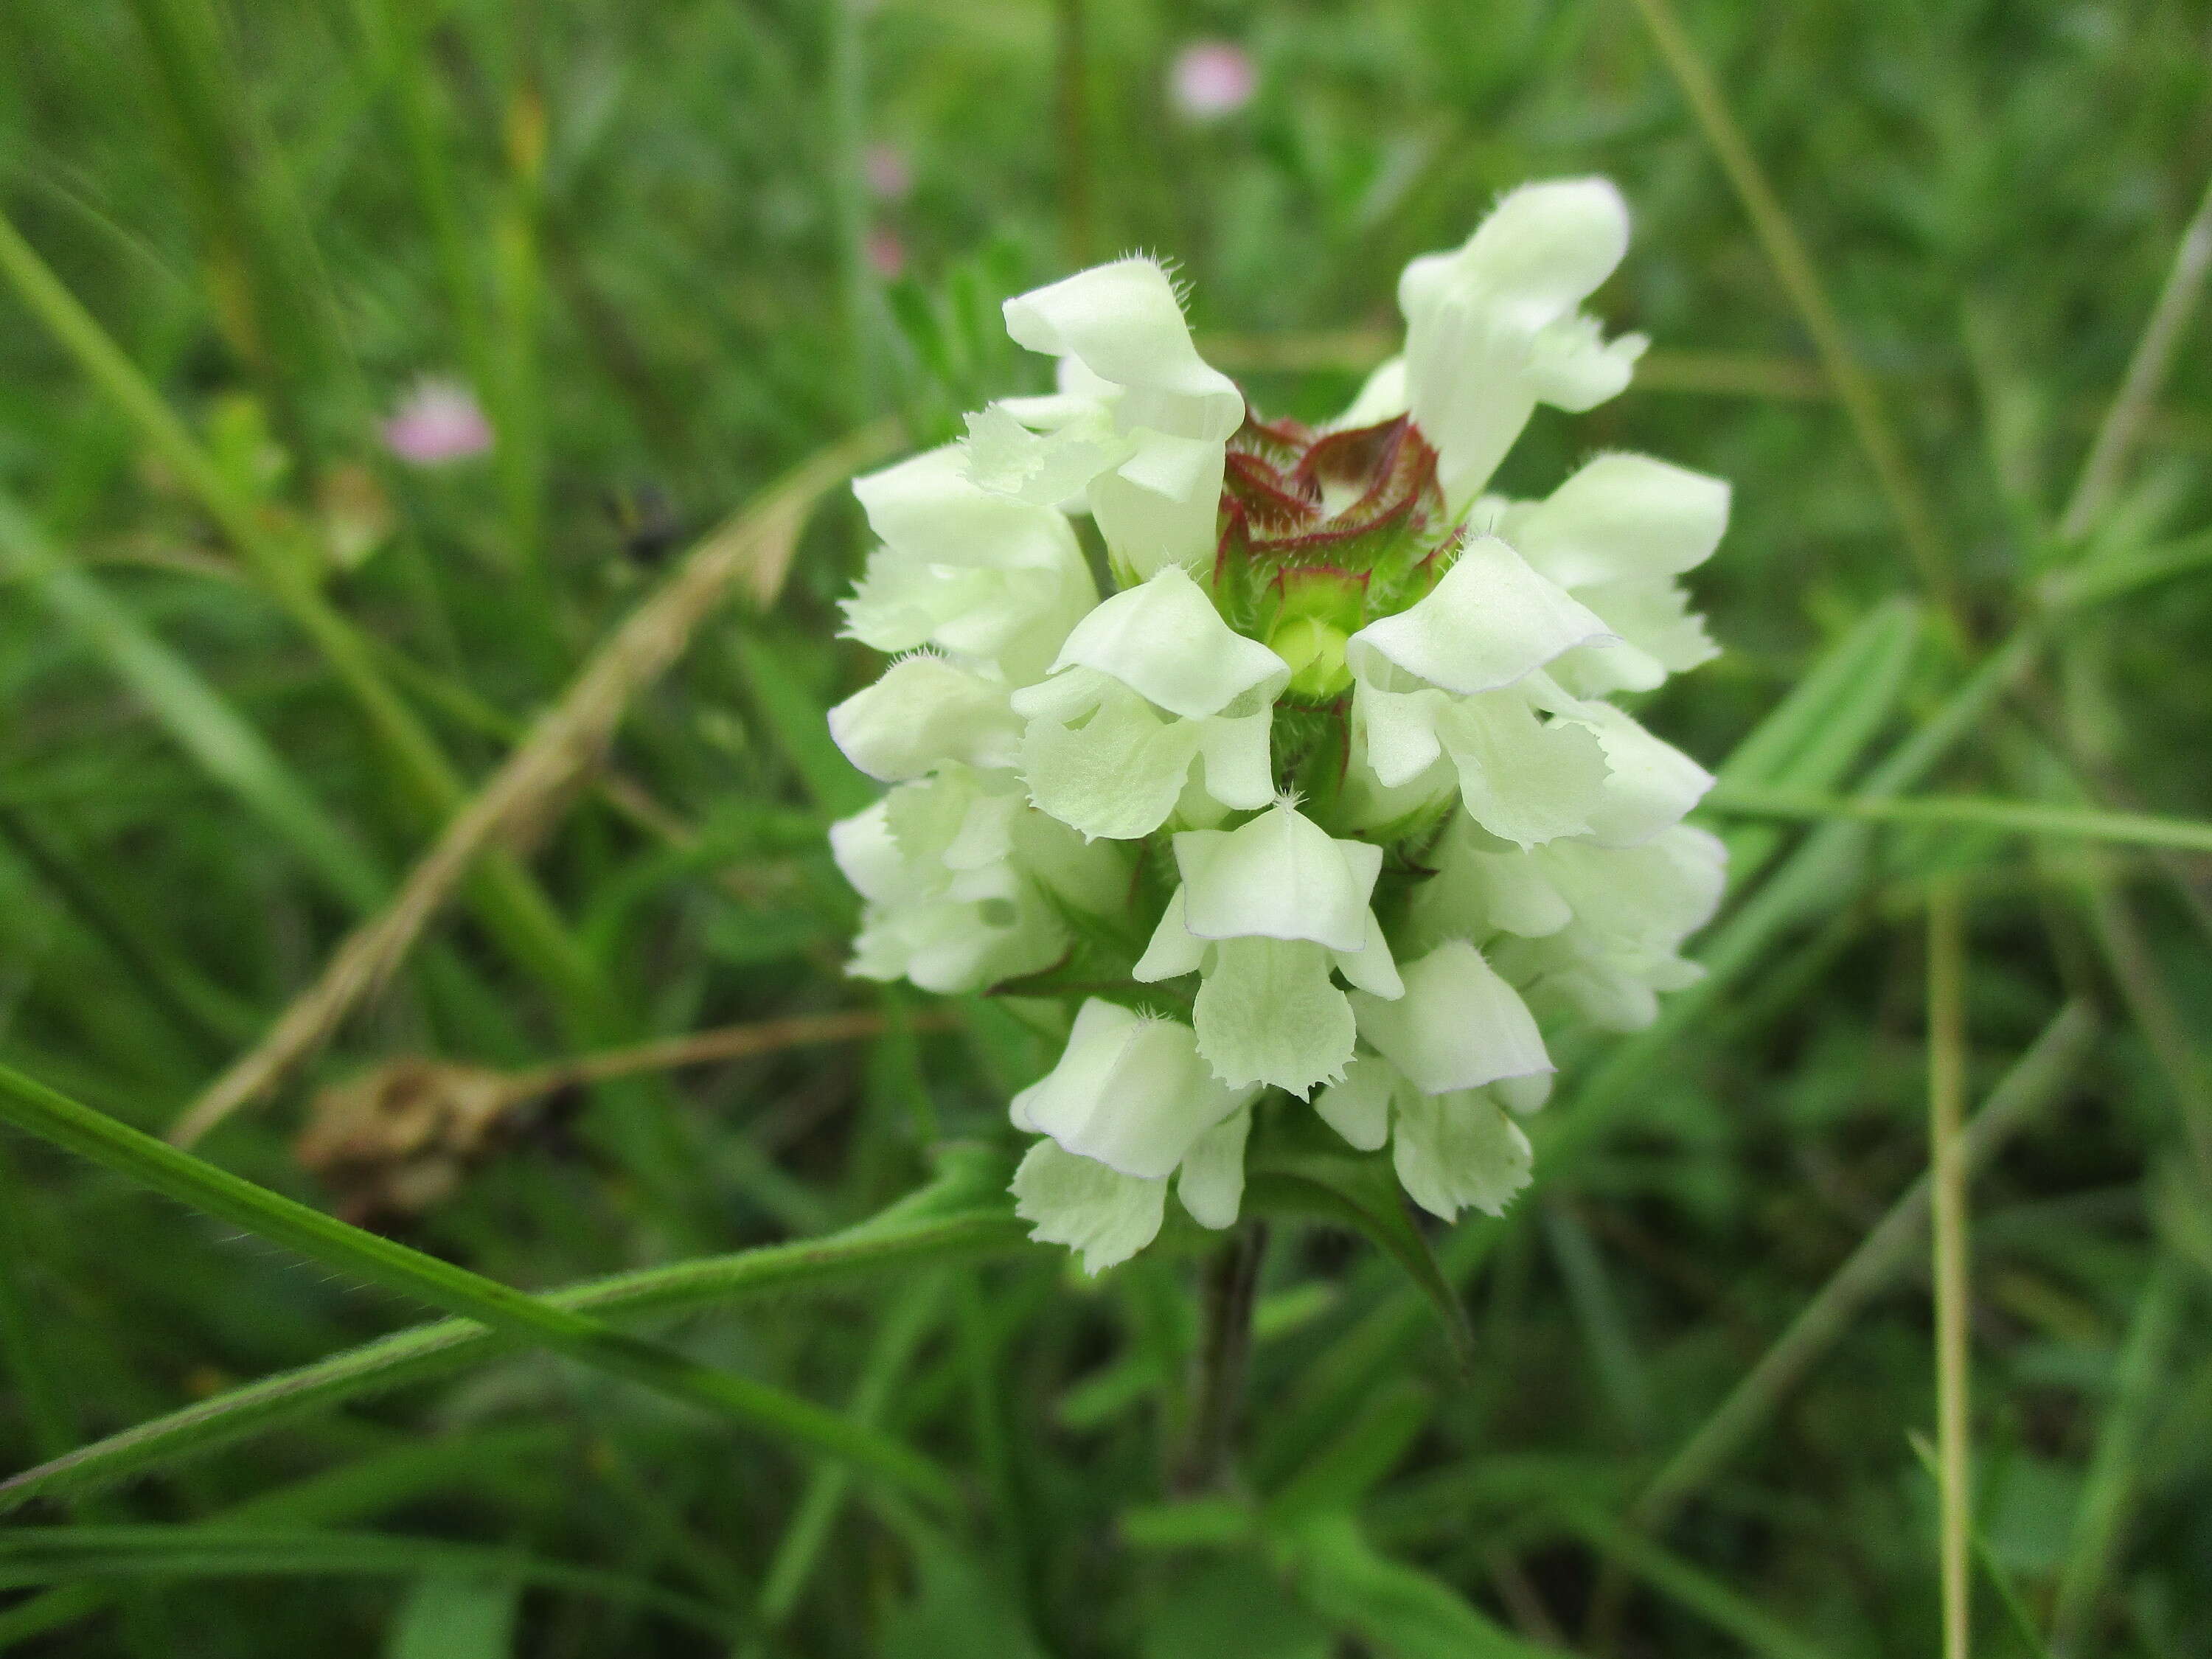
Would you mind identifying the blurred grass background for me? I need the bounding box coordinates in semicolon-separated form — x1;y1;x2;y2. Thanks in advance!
1;0;2211;1654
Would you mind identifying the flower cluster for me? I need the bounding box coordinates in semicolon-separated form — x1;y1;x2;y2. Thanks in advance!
827;179;1728;1271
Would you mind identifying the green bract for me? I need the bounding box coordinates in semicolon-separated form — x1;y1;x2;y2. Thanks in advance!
830;178;1731;1270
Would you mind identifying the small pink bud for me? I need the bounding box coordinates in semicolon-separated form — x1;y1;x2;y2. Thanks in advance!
382;380;493;467
862;142;913;201
866;226;907;279
1169;41;1257;120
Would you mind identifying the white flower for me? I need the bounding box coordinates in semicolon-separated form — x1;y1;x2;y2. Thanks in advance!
1484;824;1727;1031
1313;1054;1536;1222
1342;178;1646;511
827;653;1023;784
1133;800;1402;1096
964;257;1245;579
829;768;1124;994
1343;536;1617;848
1480;453;1728;698
1008;999;1262;1272
1346;938;1550;1096
841;444;1099;685
1011;565;1289;839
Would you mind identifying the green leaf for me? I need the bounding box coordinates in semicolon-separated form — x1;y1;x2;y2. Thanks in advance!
1276;1512;1551;1659
1141;1557;1333;1659
1243;1119;1474;1374
878;1542;1046;1659
737;630;879;818
0;1527;728;1640
386;1575;521;1659
0;1071;1018;1512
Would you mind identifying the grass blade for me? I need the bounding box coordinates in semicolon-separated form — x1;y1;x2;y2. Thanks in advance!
0;1061;956;1506
0;1147;1023;1513
1927;880;1972;1659
1703;785;2212;857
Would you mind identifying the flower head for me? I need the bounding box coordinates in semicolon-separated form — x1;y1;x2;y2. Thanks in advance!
383;380;493;466
825;179;1731;1272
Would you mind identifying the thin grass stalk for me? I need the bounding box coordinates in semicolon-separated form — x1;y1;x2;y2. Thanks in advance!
0;1061;957;1506
1633;999;2096;1528
168;420;899;1144
2059;173;2212;541
1927;880;1972;1659
1703;785;2212;856
1621;0;1960;629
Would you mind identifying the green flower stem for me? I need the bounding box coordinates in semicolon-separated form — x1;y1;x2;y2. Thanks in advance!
0;1062;959;1508
1171;1222;1268;1496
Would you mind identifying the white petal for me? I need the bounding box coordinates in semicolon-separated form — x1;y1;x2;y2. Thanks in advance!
1172;804;1382;951
1021;1006;1245;1178
827;799;911;905
1391;1088;1534;1221
1402;179;1630;335
961;403;1124;507
852;442;1091;574
1192;937;1357;1096
1501;453;1729;589
1003;257;1244;441
1335;355;1409;428
1526;316;1646;411
1351;679;1449;790
827;655;1022;782
1011;1141;1166;1274
1051;566;1288;719
1009;998;1138;1130
1019;682;1203;841
1436;692;1612;849
1410;815;1573;945
1492;1072;1554;1116
1312;1052;1394;1150
1330;910;1405;999
1345;537;1614;695
1191;709;1279;811
1568;701;1715;846
1132;886;1208;982
1176;1105;1253;1230
1349;939;1551;1096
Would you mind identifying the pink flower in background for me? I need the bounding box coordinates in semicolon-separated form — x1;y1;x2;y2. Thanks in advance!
863;142;913;201
382;380;493;466
866;227;907;279
1169;41;1256;120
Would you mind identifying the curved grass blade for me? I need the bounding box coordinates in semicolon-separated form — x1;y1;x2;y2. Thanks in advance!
0;1526;732;1641
0;1146;1023;1514
1703;785;2212;856
0;1062;961;1506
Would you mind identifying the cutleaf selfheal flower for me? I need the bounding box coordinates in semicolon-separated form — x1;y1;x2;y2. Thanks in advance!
825;178;1732;1272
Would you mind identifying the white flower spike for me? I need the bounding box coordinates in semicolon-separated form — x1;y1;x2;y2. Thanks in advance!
827;178;1729;1272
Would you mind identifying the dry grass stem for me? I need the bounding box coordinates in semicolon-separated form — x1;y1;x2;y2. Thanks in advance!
171;422;900;1147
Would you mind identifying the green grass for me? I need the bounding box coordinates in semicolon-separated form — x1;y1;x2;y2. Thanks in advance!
2;0;2210;1655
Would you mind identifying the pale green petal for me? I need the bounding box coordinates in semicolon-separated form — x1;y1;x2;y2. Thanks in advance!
1408;814;1573;947
1500;452;1729;589
1052;566;1287;719
1525;315;1646;411
1192;936;1357;1096
1133;887;1208;982
827;800;912;906
1330;909;1404;998
961;403;1124;507
1492;1071;1553;1116
1192;709;1279;810
1009;998;1138;1130
1020;1006;1245;1178
1551;578;1717;698
1391;1088;1534;1222
1349;939;1550;1095
1351;678;1449;790
1003;257;1244;441
827;655;1022;782
1093;437;1228;578
1437;692;1611;849
1566;701;1715;846
1335;355;1408;428
1345;537;1614;695
1176;1105;1252;1229
1011;1140;1167;1274
1173;803;1380;951
1019;681;1203;840
1397;180;1632;501
1312;1053;1394;1151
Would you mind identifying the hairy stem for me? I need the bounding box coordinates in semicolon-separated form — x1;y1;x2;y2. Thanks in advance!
1172;1222;1267;1495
